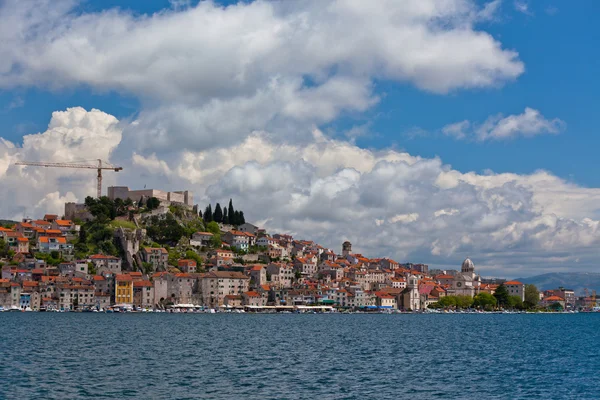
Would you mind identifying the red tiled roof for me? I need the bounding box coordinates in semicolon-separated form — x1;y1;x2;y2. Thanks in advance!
505;281;523;285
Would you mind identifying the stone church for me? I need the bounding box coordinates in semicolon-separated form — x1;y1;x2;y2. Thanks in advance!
447;258;481;297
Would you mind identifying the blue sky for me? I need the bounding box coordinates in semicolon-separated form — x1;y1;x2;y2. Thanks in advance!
1;1;598;185
1;0;600;276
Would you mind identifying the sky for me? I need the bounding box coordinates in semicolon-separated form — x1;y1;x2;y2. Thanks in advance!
0;0;599;278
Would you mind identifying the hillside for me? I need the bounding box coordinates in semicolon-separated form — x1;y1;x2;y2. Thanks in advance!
515;272;600;295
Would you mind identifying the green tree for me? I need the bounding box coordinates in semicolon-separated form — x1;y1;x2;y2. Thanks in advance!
549;302;563;311
88;262;97;275
494;284;510;307
232;211;240;226
0;238;8;257
438;296;457;308
213;203;223;223
146;214;185;244
228;199;234;225
239;211;246;225
146;197;161;210
79;225;87;243
205;221;220;235
223;208;229;224
203;204;213;222
524;284;539;309
473;292;497;308
508;295;524;310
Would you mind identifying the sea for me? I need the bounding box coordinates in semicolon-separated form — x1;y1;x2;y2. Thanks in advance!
1;313;599;399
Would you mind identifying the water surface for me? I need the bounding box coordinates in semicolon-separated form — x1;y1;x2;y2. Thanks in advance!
1;313;598;399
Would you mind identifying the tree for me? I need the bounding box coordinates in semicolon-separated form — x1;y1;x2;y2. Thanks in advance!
213;203;223;223
473;292;497;309
456;295;474;309
223;208;229;224
438;296;457;308
228;199;234;225
549;302;563;311
233;210;241;226
508;295;524;310
146;197;160;210
146;214;185;244
239;211;246;225
205;221;220;235
524;284;539;309
203;204;213;222
79;225;87;243
0;238;8;257
493;284;510;307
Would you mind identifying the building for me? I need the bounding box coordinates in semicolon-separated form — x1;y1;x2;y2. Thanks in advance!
89;255;122;274
115;274;134;305
141;247;168;270
37;237;73;256
190;232;213;247
199;271;250;307
107;186;193;207
446;258;481;297
223;231;253;251
237;223;258;235
178;259;197;273
504;280;525;302
133;280;155;309
342;241;352;257
400;275;420;311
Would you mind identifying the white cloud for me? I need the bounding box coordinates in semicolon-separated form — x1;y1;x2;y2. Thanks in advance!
477;107;565;140
434;208;460;217
442;120;470;139
0;0;523;153
0;107;121;218
514;1;533;15
442;107;565;141
2;107;600;277
389;213;420;224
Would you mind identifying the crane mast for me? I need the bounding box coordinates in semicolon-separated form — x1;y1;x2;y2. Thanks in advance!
14;159;123;198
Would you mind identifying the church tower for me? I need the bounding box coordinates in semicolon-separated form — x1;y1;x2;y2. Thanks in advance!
342;241;352;257
461;257;475;279
405;274;420;311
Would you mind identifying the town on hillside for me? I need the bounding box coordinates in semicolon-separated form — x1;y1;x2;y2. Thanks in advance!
0;186;597;312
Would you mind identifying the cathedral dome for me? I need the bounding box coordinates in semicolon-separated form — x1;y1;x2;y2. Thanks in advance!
461;258;474;272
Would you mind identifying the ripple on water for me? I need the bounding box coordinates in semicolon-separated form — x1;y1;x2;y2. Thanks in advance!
0;313;599;399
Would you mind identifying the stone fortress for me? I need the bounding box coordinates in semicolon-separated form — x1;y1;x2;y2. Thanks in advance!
107;186;193;208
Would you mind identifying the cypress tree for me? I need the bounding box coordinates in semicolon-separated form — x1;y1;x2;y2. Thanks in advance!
223;208;229;224
228;199;235;224
233;210;240;226
213;203;223;223
239;211;246;225
204;204;213;222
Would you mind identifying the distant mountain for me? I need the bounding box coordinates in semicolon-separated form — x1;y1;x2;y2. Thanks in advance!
514;272;600;295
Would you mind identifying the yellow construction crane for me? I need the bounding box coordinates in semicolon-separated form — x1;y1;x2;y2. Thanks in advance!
14;159;123;198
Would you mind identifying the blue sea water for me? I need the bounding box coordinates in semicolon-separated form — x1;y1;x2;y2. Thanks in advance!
1;313;599;399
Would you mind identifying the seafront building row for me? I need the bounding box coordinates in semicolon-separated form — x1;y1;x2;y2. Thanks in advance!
0;211;594;312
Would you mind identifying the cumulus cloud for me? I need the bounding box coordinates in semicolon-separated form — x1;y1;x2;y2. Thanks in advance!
0;107;121;218
442;107;565;141
2;107;600;277
0;0;524;153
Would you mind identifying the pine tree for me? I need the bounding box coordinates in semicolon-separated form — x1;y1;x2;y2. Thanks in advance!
228;199;235;224
203;204;213;222
223;208;229;224
239;211;246;225
233;210;241;226
213;203;223;223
